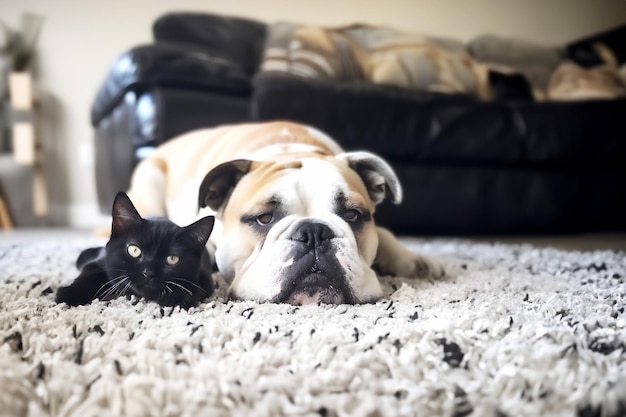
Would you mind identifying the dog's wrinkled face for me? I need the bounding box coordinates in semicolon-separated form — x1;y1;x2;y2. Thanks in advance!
199;152;401;305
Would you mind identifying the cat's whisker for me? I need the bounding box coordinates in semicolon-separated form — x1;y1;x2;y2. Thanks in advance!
94;275;128;300
101;279;128;300
121;281;133;297
165;281;193;297
108;278;131;300
170;277;211;295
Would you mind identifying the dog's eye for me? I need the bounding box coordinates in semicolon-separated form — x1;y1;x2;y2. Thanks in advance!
127;244;142;258
165;255;180;265
256;213;274;226
342;209;361;223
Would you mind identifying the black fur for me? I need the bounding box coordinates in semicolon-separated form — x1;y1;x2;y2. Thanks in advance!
56;193;215;309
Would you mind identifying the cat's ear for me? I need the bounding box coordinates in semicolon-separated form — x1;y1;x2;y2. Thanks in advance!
111;192;143;236
185;216;215;247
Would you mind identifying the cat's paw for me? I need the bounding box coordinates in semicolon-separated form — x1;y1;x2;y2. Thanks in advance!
55;285;91;306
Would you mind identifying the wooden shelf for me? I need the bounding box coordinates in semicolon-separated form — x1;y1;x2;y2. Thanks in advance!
0;187;13;229
7;71;48;219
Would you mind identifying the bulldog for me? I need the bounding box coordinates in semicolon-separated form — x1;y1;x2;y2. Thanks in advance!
126;121;444;305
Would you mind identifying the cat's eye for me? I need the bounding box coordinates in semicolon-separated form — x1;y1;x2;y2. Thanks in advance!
127;244;142;258
166;255;180;265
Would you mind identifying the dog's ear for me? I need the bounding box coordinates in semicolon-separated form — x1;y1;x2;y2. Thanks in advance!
198;159;252;211
337;152;402;205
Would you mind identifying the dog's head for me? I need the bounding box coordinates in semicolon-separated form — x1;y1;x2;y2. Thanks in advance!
198;151;401;305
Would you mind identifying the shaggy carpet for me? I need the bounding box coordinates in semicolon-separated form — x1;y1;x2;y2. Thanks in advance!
0;236;624;417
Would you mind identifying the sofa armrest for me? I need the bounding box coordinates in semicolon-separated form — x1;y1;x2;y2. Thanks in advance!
91;43;251;126
153;12;268;76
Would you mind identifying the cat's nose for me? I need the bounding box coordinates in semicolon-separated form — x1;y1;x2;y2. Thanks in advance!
142;269;155;279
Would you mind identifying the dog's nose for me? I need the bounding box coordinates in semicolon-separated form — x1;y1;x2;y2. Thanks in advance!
290;221;335;250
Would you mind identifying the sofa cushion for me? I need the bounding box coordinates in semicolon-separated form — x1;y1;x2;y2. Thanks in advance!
566;24;626;68
91;43;251;126
260;22;474;88
260;21;364;81
467;34;563;90
260;22;535;100
153;12;267;76
253;74;626;167
548;61;626;101
375;162;626;235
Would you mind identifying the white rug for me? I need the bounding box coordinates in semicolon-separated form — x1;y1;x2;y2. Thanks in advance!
0;236;624;417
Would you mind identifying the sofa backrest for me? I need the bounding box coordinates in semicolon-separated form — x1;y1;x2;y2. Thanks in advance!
153;12;268;76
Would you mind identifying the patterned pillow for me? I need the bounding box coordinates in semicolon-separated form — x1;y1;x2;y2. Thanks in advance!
260;22;533;100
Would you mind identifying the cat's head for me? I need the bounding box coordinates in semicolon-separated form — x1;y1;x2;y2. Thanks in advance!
105;192;215;307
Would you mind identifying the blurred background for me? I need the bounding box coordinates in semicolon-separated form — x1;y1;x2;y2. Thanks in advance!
0;0;625;231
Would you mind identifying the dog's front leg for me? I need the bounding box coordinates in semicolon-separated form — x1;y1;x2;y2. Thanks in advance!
373;227;445;279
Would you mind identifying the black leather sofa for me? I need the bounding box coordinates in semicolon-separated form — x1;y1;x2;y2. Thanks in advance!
91;12;626;235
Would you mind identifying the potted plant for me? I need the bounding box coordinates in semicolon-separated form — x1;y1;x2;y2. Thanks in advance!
0;13;45;110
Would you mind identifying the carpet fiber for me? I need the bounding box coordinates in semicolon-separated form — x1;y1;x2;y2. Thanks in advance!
0;237;624;417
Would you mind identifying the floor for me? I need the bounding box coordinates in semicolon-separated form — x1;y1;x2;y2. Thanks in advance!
0;228;106;244
458;233;626;251
1;228;625;252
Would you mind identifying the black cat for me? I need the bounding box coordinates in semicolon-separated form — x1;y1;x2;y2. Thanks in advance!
56;192;215;309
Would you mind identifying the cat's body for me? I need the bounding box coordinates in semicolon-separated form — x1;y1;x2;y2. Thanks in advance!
56;193;215;309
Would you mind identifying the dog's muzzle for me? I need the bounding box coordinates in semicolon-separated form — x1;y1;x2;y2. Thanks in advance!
272;220;355;305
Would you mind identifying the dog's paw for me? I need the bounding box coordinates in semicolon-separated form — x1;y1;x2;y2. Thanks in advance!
376;253;445;279
374;228;446;279
410;254;446;279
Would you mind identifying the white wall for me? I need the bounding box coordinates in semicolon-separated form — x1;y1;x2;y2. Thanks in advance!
1;0;625;228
